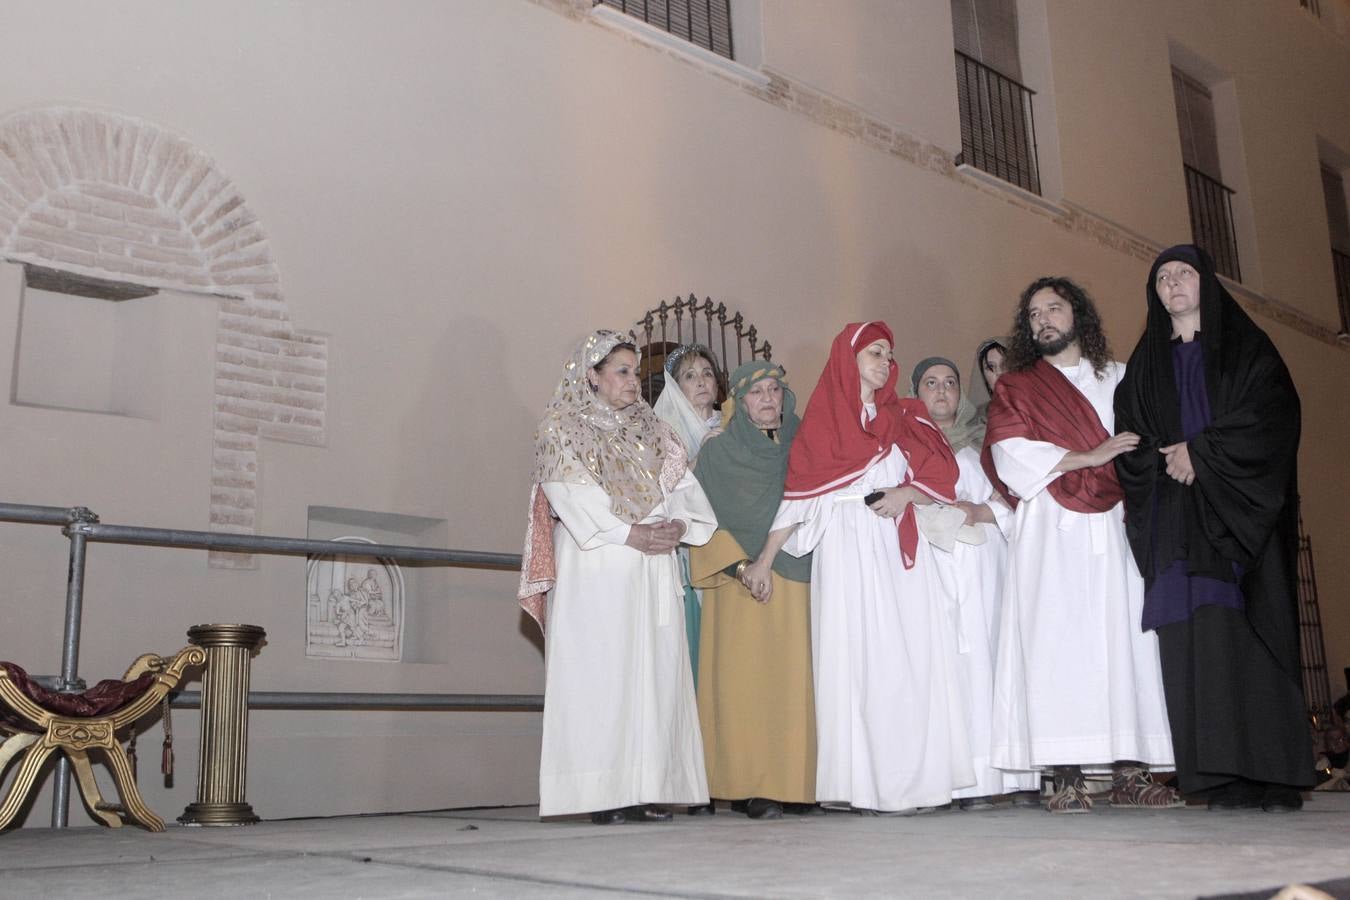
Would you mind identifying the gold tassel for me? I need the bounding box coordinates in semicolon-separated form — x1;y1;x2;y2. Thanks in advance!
161;694;174;777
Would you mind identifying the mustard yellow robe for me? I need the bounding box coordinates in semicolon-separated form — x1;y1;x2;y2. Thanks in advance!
691;530;816;803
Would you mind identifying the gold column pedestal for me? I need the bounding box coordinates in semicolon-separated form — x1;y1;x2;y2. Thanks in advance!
178;623;266;827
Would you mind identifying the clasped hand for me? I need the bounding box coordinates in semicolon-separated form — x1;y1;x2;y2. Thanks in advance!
1160;441;1195;485
740;558;774;604
625;519;686;555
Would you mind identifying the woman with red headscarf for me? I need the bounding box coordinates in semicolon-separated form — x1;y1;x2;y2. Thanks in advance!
741;322;975;813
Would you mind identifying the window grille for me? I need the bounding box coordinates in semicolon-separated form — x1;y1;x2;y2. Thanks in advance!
954;50;1042;195
1183;165;1242;282
1322;165;1350;331
951;0;1039;194
1333;249;1350;334
597;0;734;60
1173;68;1241;281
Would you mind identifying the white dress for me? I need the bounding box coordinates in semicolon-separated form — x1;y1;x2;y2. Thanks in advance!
988;360;1174;772
929;446;1040;797
538;469;717;816
771;446;975;811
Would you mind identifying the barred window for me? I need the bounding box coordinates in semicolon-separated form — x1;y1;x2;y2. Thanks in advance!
951;0;1042;195
1172;67;1242;281
596;0;734;60
1322;163;1350;331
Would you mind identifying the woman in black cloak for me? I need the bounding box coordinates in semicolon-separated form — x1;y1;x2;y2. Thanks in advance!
1114;244;1313;812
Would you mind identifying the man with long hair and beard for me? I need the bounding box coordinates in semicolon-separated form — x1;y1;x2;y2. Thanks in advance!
981;277;1180;813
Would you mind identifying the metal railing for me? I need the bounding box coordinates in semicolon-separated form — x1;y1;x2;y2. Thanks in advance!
0;502;535;828
633;294;773;405
1183;164;1242;282
1332;247;1350;334
597;0;734;60
1297;518;1333;723
954;50;1042;196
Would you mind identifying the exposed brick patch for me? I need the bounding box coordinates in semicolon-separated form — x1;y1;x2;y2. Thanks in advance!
0;107;330;568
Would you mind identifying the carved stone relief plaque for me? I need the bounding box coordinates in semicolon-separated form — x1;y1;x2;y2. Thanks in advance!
306;537;404;661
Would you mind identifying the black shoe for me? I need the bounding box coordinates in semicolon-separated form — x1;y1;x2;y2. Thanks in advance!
782;802;826;816
1207;780;1262;811
687;802;716;816
1260;786;1304;813
744;797;783;819
622;805;673;823
591;808;627;825
1010;790;1041;809
958;795;995;811
729;799;749;814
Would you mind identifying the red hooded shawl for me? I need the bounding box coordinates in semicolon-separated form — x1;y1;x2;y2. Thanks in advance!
785;322;958;567
980;358;1122;513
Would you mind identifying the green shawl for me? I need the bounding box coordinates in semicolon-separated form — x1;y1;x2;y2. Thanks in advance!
694;361;812;583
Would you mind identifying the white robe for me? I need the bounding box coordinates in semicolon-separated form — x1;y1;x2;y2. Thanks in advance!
989;359;1174;772
929;446;1040;797
772;447;974;811
538;469;717;816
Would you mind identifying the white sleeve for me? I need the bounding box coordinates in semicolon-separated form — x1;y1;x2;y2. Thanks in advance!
666;467;718;548
770;493;835;557
541;482;632;549
990;436;1067;502
956;446;1016;538
989;495;1016;540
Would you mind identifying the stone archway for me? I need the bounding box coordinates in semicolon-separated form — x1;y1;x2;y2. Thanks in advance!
0;107;326;567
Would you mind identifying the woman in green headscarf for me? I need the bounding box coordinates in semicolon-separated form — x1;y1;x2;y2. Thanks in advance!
690;361;816;820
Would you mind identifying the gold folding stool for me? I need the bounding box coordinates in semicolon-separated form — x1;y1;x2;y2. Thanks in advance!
0;646;205;832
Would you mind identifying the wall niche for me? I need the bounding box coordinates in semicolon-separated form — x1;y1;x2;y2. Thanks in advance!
12;265;164;418
306;506;449;664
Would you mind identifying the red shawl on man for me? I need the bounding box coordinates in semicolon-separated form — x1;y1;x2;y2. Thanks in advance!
979;358;1122;513
785;321;958;568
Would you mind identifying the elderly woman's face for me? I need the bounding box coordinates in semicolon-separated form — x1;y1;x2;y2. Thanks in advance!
675;354;717;416
742;377;783;429
982;347;1006;389
855;340;894;395
916;364;960;426
589;348;640;410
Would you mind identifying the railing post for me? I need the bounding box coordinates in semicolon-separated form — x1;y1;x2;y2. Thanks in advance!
179;623;267;827
51;506;98;828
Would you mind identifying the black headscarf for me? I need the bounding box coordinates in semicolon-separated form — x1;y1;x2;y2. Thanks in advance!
1114;244;1302;677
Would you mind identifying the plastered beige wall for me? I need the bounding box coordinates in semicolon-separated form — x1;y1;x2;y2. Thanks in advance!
0;0;1347;826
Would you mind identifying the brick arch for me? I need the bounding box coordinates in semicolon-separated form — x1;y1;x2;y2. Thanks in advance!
0;107;327;567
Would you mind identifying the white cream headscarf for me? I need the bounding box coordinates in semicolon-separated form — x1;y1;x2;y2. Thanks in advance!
652;344;718;460
532;329;672;524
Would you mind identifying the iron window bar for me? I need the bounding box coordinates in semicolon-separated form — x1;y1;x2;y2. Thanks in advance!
1331;247;1350;334
954;50;1042;196
1183;164;1242;283
596;0;734;60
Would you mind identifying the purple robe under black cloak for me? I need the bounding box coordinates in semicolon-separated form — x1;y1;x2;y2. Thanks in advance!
1114;244;1312;793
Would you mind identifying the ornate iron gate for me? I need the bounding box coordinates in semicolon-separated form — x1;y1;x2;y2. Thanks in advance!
631;294;773;405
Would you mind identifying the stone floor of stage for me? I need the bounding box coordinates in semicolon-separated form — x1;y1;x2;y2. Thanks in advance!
1;794;1348;898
